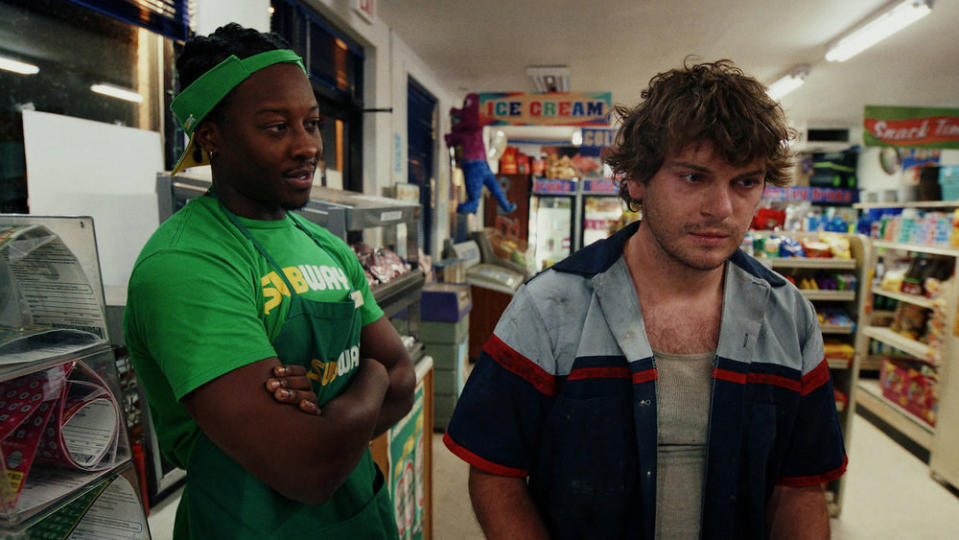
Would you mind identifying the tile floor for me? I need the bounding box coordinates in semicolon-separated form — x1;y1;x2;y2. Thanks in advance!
147;412;959;539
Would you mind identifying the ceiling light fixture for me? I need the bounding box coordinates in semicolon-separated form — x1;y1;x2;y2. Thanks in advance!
526;65;570;93
0;55;39;75
766;64;811;100
90;83;144;104
825;0;933;62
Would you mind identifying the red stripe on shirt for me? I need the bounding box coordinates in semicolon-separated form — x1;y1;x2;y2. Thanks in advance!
568;366;631;380
714;368;747;384
632;369;658;384
483;334;557;396
749;373;801;392
801;358;831;396
443;432;528;478
777;455;848;487
713;368;804;392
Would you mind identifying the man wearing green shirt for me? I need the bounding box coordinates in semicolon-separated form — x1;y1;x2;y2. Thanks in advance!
124;23;413;539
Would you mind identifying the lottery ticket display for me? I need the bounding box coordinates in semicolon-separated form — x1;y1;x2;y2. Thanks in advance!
0;216;142;536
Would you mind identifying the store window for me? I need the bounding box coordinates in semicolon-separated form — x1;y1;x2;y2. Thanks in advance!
0;0;173;213
271;0;364;192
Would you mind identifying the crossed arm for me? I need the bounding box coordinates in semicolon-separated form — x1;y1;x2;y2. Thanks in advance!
182;316;415;505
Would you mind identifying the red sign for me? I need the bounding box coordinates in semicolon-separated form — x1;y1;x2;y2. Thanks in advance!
352;0;375;23
863;106;959;149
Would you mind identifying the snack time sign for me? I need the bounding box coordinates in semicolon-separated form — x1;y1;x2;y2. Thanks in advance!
864;105;959;149
478;92;611;126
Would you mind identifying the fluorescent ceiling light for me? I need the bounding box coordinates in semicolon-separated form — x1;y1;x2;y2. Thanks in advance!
767;65;810;100
526;65;570;92
0;55;39;75
825;0;932;62
90;83;144;103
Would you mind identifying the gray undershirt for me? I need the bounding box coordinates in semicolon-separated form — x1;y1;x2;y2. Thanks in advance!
653;349;714;540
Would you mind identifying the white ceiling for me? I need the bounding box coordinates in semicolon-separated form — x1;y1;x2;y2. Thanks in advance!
378;0;959;134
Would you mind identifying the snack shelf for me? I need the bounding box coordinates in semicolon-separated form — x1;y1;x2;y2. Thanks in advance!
862;326;937;365
767;257;857;270
858;220;959;493
821;324;854;335
856;379;934;450
872;288;938;310
854;201;959;210
827;358;853;370
800;290;856;301
753;231;869;517
872;240;959;258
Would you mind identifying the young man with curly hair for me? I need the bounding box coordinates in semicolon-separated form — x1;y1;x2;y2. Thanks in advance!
444;59;845;539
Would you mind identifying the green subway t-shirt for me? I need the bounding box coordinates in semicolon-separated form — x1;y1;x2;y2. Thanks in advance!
123;194;383;469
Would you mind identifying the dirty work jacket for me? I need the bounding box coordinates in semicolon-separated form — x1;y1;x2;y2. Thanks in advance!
444;221;847;539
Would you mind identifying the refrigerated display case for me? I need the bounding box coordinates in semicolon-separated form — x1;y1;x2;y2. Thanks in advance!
528;178;578;271
580;178;624;247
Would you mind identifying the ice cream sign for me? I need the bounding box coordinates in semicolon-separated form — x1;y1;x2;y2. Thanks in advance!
864;105;959;149
478;92;611;126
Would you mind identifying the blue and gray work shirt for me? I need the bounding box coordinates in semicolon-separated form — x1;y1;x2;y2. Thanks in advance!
444;221;847;539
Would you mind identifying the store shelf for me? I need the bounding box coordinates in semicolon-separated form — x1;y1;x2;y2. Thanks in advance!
861;355;885;371
856;379;934;450
827;358;853;370
862;326;937;363
800;290;856;301
872;288;939;310
766;257;857;270
872;240;959;258
821;324;854;335
372;268;425;318
854;201;959;210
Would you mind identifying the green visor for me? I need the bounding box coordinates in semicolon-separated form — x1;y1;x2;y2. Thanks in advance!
170;49;306;174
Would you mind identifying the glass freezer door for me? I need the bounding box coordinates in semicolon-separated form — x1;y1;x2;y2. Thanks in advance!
581;195;624;246
529;195;574;271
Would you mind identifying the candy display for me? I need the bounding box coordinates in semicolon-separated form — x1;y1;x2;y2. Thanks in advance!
824;341;855;368
880;357;938;427
861;207;954;248
796;271;857;291
817;306;855;330
351;243;412;289
751;232;855;260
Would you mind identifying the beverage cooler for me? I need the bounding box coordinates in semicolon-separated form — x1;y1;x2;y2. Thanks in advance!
528;178;578;271
579;178;624;247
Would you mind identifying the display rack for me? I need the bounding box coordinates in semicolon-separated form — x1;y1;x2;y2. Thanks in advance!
0;215;149;537
755;231;870;516
855;233;959;491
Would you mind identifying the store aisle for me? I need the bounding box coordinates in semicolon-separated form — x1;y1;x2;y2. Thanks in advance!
830;412;959;539
147;413;959;539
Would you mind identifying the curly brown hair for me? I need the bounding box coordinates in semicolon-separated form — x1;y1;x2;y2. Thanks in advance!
604;58;795;211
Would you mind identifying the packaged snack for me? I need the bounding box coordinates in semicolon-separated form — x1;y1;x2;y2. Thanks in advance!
740;232;754;256
779;236;804;257
890;303;928;341
820;233;851;259
763;236;781;258
900;255;929;296
800;238;832;258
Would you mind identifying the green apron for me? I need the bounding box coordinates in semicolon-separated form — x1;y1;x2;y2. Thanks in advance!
176;200;398;539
